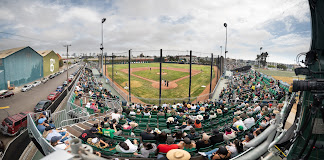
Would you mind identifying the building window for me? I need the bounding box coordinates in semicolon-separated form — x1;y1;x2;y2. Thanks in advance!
0;59;3;66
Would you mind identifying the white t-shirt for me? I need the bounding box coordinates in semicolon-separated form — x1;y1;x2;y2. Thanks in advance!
233;120;247;130
244;117;255;129
227;145;238;158
111;113;121;122
54;142;67;150
191;105;196;110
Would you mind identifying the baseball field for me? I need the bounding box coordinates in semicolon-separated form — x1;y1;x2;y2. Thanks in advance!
105;63;220;104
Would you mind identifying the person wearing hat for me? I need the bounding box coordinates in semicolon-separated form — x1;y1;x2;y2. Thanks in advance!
37;118;49;134
210;129;224;145
156;137;180;158
166;149;191;160
232;116;247;131
141;127;156;141
196;133;211;152
51;136;70;150
178;137;196;152
79;127;100;142
102;121;122;138
43;126;69;142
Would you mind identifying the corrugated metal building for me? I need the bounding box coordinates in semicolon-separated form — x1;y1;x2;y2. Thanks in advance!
0;46;43;90
37;50;59;77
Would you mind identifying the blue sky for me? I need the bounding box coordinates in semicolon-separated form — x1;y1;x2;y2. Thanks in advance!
0;0;311;64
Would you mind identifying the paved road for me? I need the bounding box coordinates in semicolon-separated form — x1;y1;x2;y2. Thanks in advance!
0;65;79;148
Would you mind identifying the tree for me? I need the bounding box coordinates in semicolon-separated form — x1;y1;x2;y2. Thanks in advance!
277;64;287;70
59;59;63;67
139;53;144;57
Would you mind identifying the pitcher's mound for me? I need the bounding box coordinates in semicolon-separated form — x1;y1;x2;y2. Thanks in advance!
121;81;142;88
156;72;167;75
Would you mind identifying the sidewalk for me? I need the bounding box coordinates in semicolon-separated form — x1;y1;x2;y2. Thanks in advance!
211;77;228;101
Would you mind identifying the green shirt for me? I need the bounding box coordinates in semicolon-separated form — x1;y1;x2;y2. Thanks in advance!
102;128;115;138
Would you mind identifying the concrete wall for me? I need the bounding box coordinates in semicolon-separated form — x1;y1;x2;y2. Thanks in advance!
43;51;59;77
1;47;43;90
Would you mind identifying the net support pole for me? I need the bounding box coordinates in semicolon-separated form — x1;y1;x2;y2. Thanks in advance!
104;54;106;76
112;53;114;82
189;50;192;103
128;50;131;102
159;49;162;106
209;53;213;98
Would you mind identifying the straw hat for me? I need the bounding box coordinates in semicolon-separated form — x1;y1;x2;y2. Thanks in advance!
166;149;191;160
197;115;203;121
167;117;175;123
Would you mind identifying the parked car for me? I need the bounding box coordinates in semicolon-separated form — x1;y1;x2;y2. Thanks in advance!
32;81;41;87
47;92;60;101
62;81;68;87
41;77;49;83
34;100;52;112
56;86;64;92
0;112;30;136
49;74;55;79
0;91;14;98
21;84;33;92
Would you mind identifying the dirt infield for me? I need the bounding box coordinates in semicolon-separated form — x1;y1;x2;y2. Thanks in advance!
120;67;201;90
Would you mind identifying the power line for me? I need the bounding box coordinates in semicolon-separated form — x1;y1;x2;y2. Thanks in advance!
0;31;50;43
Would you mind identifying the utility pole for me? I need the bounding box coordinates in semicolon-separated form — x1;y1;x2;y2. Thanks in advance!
100;18;106;75
63;44;71;81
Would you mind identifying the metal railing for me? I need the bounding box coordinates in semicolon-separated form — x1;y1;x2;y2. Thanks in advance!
27;113;55;156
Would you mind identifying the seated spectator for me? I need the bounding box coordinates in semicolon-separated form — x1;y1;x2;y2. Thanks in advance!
111;109;121;122
173;130;184;141
134;142;157;158
156;137;179;157
50;136;70;151
87;137;109;149
243;113;255;129
116;139;139;153
236;125;245;137
223;128;236;141
227;139;243;158
141;127;156;141
37;118;49;134
198;145;231;160
156;131;168;144
167;117;176;129
209;111;217;119
253;129;262;137
203;113;209;120
102;121;122;138
210;129;224;145
232;116;247;131
90;102;101;113
178;137;196;152
242;133;254;145
157;110;165;117
240;111;247;119
136;109;142;116
187;128;199;140
79;127;99;142
194;119;202;128
143;109;151;116
43;126;69;142
196;133;211;151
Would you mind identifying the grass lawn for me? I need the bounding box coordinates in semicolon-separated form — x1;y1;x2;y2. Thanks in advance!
132;69;189;81
255;68;305;84
106;63;215;103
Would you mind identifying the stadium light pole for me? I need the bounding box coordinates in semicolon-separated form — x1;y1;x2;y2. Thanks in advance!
64;44;71;81
100;18;106;75
224;23;228;72
259;47;262;68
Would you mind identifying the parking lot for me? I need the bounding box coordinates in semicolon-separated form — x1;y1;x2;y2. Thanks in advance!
0;64;79;147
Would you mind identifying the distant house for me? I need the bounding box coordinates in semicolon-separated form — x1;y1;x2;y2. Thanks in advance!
0;46;43;90
37;50;60;77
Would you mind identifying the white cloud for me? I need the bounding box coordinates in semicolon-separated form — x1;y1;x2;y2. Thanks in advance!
0;0;311;64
